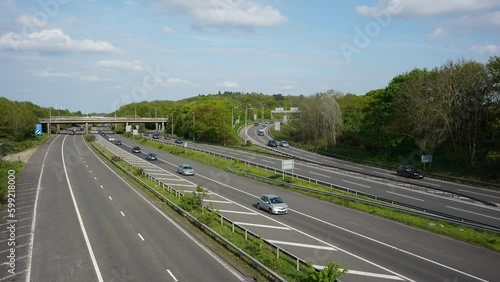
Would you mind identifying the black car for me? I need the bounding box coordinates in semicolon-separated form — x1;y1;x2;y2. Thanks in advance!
267;139;278;147
397;165;424;179
132;146;141;153
146;152;157;160
114;140;122;145
175;139;183;144
152;134;160;139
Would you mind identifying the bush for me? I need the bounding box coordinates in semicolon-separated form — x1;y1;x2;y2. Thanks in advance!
85;134;96;142
111;155;121;162
132;167;144;176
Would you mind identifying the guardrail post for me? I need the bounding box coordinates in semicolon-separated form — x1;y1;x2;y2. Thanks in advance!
296;258;300;271
232;222;235;233
220;216;224;226
277;247;280;259
245;229;248;240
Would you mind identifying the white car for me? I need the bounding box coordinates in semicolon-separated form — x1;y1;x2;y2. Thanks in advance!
108;136;115;141
257;194;288;214
279;141;289;147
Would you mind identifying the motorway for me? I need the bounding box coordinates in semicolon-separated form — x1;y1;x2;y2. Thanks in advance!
1;134;247;281
105;133;500;281
183;125;500;229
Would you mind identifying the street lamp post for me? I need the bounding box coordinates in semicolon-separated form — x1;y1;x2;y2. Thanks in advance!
245;106;252;143
171;113;174;137
192;112;195;141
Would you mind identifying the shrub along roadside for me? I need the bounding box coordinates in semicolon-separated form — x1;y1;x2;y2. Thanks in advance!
127;136;500;252
89;141;348;281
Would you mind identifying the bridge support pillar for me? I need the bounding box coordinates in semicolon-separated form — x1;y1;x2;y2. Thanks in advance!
85;122;89;134
47;123;50;134
57;124;60;133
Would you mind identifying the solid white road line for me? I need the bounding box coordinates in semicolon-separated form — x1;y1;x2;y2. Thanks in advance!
138;233;145;241
267;240;337;251
217;210;258;215
312;265;404;281
108;196;112;200
120;211;125;217
386;191;424;202
234;222;290;230
167;269;178;282
342;180;371;188
61;136;104;282
203;200;232;204
100;185;103;189
446;206;500;220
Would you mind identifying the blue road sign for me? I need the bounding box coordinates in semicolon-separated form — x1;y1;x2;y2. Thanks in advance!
35;124;42;135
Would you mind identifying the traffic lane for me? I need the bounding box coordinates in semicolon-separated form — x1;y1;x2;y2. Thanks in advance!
76;136;245;281
291;162;500;227
186;141;500;228
115;138;413;280
277;143;500;204
192;166;497;282
29;136;98;282
196;165;499;282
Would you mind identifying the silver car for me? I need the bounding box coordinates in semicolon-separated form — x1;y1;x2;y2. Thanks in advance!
279;141;289;147
257;194;288;214
177;164;195;176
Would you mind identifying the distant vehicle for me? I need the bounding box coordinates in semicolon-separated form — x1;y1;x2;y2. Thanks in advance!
279;141;289;147
146;152;157;160
256;194;288;214
132;146;141;153
258;131;264;136
269;121;274;124
267;139;278;147
152;134;160;139
114;140;122;145
264;122;268;126
108;136;115;141
177;164;195;176
175;139;183;144
165;135;171;140
69;131;75;135
143;133;150;137
254;122;259;126
396;165;424;179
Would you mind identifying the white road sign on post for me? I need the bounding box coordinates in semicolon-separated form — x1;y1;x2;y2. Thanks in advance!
282;159;294;180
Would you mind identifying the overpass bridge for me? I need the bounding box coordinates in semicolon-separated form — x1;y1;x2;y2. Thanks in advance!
38;116;168;134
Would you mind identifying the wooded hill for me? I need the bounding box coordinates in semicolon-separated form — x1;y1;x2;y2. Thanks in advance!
2;56;499;181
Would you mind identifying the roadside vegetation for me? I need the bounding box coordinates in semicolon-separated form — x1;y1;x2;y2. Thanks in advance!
89;140;347;281
126;135;500;252
0;160;24;209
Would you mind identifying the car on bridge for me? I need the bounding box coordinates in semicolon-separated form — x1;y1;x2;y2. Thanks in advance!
257;194;288;214
396;165;424;179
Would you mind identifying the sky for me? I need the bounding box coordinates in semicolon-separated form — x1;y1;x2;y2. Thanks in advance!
1;0;499;113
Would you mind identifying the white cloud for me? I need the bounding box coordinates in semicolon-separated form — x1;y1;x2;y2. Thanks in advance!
428;27;444;38
163;77;197;87
34;67;71;77
0;29;119;54
469;44;499;55
356;0;500;17
159;0;287;28
80;75;111;82
112;85;122;89
444;11;500;28
97;60;145;72
279;85;295;90
163;26;174;34
216;81;239;87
